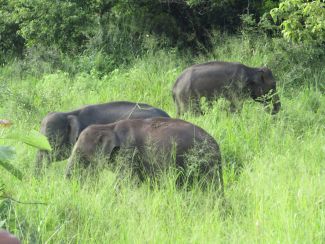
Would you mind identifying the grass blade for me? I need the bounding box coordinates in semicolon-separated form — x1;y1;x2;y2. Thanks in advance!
0;146;23;180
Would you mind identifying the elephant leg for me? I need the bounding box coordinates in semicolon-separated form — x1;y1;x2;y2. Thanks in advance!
262;93;281;115
35;150;51;176
173;92;188;116
228;92;243;113
174;96;182;117
229;102;238;113
177;94;190;115
191;96;202;116
34;151;44;175
230;102;244;113
113;148;143;186
177;93;202;116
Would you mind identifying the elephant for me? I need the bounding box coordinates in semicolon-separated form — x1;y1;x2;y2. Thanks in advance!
172;61;281;116
65;117;223;191
0;229;20;244
36;101;170;174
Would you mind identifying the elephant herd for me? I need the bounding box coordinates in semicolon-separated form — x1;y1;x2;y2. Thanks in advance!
36;61;281;193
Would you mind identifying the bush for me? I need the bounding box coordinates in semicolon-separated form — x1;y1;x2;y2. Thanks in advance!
271;0;325;44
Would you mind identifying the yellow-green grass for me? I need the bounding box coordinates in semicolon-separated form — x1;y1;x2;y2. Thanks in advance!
1;37;324;243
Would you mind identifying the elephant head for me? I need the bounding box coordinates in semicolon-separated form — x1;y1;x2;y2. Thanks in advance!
65;125;120;178
35;112;80;174
41;112;81;155
248;67;281;114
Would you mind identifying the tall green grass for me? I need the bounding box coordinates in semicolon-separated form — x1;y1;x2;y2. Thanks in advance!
0;35;324;243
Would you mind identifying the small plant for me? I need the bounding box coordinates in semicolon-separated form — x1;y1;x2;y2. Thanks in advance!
0;119;51;233
0;119;52;180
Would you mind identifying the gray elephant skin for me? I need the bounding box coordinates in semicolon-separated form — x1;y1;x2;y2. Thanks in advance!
65;117;223;191
172;61;281;115
36;101;170;173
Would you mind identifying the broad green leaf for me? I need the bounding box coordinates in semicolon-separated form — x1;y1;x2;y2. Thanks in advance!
5;130;52;151
0;160;23;180
0;146;23;180
0;146;15;162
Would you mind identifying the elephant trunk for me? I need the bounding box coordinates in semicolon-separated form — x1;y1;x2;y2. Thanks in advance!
271;93;281;115
35;150;49;175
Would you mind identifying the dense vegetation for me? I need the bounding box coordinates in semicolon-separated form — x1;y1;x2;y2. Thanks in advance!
1;0;324;243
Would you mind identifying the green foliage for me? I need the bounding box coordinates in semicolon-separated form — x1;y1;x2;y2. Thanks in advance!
0;0;25;63
0;146;22;180
1;0;283;64
271;0;325;44
5;130;52;152
0;146;15;162
0;31;324;243
240;13;259;35
1;1;323;240
261;0;280;13
10;0;99;52
0;126;51;180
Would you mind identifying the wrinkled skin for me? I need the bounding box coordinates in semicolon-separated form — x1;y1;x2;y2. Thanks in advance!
36;101;170;174
65;117;223;191
172;61;281;116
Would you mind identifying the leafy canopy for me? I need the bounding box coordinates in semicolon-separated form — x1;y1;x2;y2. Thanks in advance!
271;0;325;44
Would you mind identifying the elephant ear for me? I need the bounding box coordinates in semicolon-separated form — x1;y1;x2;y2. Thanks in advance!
67;115;80;144
260;67;276;87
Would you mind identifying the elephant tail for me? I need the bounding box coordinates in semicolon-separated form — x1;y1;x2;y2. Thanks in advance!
172;76;180;103
216;153;224;195
210;140;224;195
172;90;176;103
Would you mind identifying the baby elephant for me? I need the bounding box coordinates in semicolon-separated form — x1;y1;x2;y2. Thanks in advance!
172;61;281;115
36;101;170;174
65;117;223;191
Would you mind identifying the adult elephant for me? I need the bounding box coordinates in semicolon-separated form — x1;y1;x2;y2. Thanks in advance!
172;61;281;116
36;101;170;174
65;117;223;191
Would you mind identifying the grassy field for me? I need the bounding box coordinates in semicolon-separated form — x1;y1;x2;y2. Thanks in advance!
0;36;325;243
